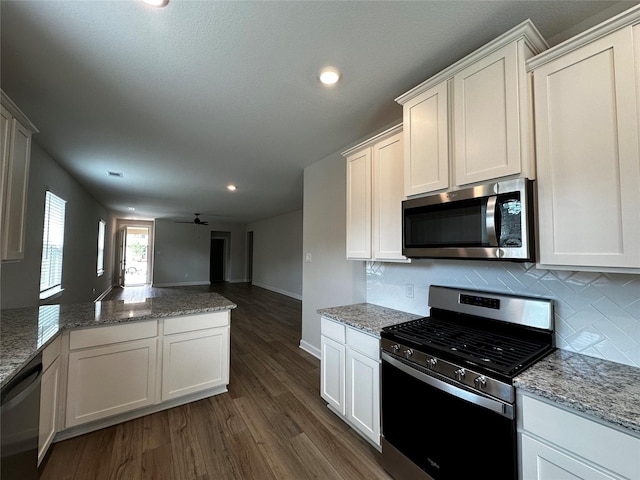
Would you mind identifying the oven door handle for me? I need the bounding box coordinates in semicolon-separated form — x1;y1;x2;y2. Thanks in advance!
382;351;514;419
486;195;499;247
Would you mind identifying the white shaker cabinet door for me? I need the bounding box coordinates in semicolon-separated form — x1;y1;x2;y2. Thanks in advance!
346;148;372;260
402;81;449;196
38;356;60;465
346;347;380;446
453;42;523;186
533;26;640;271
1;115;32;260
320;335;346;415
372;131;408;261
66;338;157;427
161;326;229;401
520;434;617;480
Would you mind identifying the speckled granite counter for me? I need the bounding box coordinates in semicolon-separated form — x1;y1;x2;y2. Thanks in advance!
514;349;640;436
1;292;236;388
317;302;422;336
318;303;640;437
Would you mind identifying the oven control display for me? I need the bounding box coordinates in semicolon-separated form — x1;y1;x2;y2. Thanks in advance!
459;294;500;309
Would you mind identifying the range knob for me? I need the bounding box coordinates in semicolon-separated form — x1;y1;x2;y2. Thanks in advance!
391;344;400;353
474;375;487;389
428;358;438;369
455;368;466;381
403;348;413;359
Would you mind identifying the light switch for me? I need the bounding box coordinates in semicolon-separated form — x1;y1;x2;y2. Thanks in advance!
305;253;312;263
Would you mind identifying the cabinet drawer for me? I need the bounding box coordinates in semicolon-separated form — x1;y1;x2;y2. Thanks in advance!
520;394;640;479
346;328;379;359
163;311;229;335
42;334;62;370
321;317;346;343
69;320;157;350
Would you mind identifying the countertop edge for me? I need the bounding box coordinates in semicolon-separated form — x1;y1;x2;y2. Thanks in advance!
1;301;237;388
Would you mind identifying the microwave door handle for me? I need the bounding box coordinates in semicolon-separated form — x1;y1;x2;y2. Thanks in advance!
486;196;498;246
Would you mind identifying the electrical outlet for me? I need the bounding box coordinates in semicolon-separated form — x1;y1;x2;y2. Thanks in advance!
406;284;414;298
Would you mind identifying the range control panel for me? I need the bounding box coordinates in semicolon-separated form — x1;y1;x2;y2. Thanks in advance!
459;294;500;310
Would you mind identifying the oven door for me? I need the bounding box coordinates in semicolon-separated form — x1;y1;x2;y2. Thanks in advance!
381;352;517;480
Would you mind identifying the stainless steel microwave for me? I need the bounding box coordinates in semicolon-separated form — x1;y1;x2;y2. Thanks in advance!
402;178;535;261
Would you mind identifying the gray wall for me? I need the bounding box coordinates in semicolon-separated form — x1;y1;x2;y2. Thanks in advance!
300;152;366;358
152;219;246;286
1;141;115;309
247;210;303;300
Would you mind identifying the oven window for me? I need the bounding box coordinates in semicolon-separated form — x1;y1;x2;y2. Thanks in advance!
404;198;489;248
382;360;517;480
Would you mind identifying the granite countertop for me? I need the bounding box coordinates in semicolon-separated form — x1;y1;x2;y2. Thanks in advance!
514;349;640;436
318;302;640;437
317;302;422;336
1;292;237;388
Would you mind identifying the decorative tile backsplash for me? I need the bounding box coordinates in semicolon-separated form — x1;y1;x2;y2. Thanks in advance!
366;260;640;368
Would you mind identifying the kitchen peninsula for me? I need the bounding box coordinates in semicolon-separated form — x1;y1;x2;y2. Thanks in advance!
1;292;236;463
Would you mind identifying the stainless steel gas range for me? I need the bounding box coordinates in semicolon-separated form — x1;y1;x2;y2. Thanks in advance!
380;285;555;480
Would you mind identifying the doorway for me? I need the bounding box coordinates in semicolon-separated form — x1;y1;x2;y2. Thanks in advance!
210;231;231;284
116;220;154;287
246;231;253;283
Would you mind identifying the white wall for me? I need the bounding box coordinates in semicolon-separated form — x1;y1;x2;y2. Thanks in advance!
152;219;246;286
1;141;115;308
367;260;640;368
301;152;366;358
247;210;303;300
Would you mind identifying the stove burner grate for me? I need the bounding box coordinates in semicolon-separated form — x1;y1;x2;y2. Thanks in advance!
386;317;549;376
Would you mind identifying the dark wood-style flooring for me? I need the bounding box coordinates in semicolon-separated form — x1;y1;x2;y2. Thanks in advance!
38;283;392;480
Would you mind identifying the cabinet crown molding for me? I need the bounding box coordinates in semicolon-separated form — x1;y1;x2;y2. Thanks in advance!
1;89;39;133
527;4;640;71
341;123;402;157
395;19;548;105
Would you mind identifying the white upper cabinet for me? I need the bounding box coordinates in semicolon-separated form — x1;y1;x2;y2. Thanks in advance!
344;125;409;262
1;90;38;261
346;147;372;259
528;6;640;273
396;20;547;196
402;81;449;196
453;41;523;185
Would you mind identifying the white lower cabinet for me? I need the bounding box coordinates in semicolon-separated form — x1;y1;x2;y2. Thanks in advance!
518;392;640;480
63;313;231;433
161;312;230;401
320;317;381;448
66;330;158;428
38;336;61;465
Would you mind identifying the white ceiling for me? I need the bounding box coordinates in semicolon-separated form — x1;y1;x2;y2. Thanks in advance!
1;0;636;224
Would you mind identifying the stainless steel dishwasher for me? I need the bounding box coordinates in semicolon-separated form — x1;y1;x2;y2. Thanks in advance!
1;353;43;480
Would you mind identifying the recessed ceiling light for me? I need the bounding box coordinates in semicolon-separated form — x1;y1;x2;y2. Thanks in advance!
128;207;136;211
141;0;169;7
227;185;237;191
319;66;341;86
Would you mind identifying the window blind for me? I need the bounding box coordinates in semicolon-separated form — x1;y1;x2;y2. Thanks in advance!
97;219;106;276
40;191;66;298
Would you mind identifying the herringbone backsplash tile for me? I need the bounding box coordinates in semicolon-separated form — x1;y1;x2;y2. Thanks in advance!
366;260;640;367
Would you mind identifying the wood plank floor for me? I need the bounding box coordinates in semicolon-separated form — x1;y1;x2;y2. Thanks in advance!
39;283;393;480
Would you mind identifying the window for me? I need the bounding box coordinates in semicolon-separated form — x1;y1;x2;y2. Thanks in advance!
97;219;106;276
40;191;66;299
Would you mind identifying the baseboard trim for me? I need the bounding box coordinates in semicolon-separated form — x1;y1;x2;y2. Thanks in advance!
151;281;211;287
251;282;302;301
94;286;113;302
299;340;320;359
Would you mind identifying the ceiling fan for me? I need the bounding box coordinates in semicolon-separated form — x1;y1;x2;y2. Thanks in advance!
175;213;209;226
